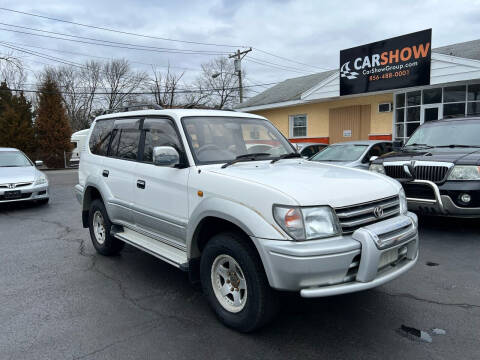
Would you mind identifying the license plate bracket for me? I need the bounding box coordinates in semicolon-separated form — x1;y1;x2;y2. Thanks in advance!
379;248;399;268
4;190;22;199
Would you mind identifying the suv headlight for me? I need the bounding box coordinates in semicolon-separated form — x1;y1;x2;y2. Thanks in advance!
399;188;407;214
35;177;48;185
447;166;480;180
369;163;385;174
273;205;341;241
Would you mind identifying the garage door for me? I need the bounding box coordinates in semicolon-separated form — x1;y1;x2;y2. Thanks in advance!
329;105;371;144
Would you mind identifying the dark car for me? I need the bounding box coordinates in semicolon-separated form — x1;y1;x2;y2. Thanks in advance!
294;142;328;158
370;117;480;217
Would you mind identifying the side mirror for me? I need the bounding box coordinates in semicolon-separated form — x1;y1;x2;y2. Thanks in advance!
392;140;403;150
35;160;44;167
369;156;378;163
152;146;180;167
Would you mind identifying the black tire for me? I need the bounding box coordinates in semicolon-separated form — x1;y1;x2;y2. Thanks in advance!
88;199;124;256
200;232;279;332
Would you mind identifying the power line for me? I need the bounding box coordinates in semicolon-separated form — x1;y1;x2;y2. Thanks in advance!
253;47;330;71
0;40;200;71
0;22;230;55
245;58;311;75
0;7;247;49
248;55;316;73
0;81;280;96
0;7;330;72
0;42;86;69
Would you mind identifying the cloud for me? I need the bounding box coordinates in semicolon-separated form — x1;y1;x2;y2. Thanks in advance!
1;0;479;88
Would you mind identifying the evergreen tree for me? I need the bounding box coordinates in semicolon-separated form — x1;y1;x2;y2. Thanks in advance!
0;82;35;157
35;75;72;168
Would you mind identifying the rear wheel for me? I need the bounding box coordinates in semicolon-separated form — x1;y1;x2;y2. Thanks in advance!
200;232;278;332
88;199;124;256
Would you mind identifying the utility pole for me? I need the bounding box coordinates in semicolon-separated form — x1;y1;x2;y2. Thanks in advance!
229;48;252;103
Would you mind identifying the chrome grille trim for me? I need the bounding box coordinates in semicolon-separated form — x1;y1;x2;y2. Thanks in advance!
335;195;400;233
0;182;33;188
383;161;453;183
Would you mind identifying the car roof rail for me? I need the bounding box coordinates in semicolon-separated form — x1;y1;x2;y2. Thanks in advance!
101;103;163;115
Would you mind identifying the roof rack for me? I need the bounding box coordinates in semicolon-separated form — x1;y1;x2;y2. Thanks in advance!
101;103;163;115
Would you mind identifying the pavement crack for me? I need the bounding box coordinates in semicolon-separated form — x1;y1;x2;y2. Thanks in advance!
89;260;204;327
379;290;480;309
72;321;162;360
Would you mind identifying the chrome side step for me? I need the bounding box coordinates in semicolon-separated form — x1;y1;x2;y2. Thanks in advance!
113;227;188;270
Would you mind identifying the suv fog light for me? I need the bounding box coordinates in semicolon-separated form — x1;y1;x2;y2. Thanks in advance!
459;193;471;204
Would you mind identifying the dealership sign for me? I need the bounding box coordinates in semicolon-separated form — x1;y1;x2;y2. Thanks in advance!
340;29;432;96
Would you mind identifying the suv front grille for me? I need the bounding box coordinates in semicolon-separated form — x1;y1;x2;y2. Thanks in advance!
384;164;449;183
335;196;400;233
414;165;449;182
384;165;409;179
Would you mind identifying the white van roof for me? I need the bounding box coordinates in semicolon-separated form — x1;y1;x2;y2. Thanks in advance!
71;129;90;138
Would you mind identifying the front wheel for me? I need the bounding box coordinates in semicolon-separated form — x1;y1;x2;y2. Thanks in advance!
88;199;124;256
200;232;278;332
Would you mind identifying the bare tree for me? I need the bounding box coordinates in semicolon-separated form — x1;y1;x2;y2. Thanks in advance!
48;65;85;131
182;83;210;108
80;60;101;124
149;65;187;108
0;55;26;90
198;57;240;109
101;59;147;110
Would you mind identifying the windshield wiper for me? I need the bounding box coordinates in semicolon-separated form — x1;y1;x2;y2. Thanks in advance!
432;144;480;148
404;143;434;149
221;153;271;168
270;152;302;164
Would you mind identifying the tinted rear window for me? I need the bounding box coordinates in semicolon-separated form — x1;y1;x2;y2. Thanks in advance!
89;120;114;156
108;118;142;160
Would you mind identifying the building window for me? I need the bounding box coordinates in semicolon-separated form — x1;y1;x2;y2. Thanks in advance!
289;114;307;137
467;83;480;117
422;88;442;104
393;83;480;140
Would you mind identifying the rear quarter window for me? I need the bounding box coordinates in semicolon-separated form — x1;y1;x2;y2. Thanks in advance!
89;119;115;156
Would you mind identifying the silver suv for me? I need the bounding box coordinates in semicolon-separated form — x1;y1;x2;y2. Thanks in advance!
75;108;419;332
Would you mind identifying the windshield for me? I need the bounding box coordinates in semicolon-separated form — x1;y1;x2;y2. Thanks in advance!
0;151;33;167
405;122;480;147
310;144;368;162
182;116;294;164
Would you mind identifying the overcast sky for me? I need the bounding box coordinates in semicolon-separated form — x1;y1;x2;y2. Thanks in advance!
1;0;480;95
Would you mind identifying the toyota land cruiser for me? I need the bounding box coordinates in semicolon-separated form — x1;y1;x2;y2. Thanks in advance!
75;108;419;332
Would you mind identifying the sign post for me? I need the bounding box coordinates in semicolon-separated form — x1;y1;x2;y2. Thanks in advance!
340;29;432;96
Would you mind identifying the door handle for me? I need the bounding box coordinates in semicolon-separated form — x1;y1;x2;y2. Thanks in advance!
137;180;146;189
102;170;109;178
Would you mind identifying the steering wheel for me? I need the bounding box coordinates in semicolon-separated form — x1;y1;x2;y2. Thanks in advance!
197;143;221;155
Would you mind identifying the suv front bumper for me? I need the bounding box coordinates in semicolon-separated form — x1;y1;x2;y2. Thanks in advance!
252;212;418;297
404;179;480;217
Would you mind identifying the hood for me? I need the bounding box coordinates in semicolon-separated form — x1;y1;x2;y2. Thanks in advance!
313;160;355;167
378;148;480;165
0;166;37;184
204;159;400;207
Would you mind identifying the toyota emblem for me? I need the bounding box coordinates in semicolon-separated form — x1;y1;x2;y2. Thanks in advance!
373;206;384;218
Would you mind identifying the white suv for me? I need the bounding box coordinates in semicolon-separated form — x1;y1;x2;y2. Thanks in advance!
75;108;419;332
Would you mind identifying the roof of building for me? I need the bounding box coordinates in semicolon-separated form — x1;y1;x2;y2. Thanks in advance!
238;39;480;109
433;39;480;61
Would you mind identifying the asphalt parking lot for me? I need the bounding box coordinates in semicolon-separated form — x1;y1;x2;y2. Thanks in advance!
1;170;479;360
